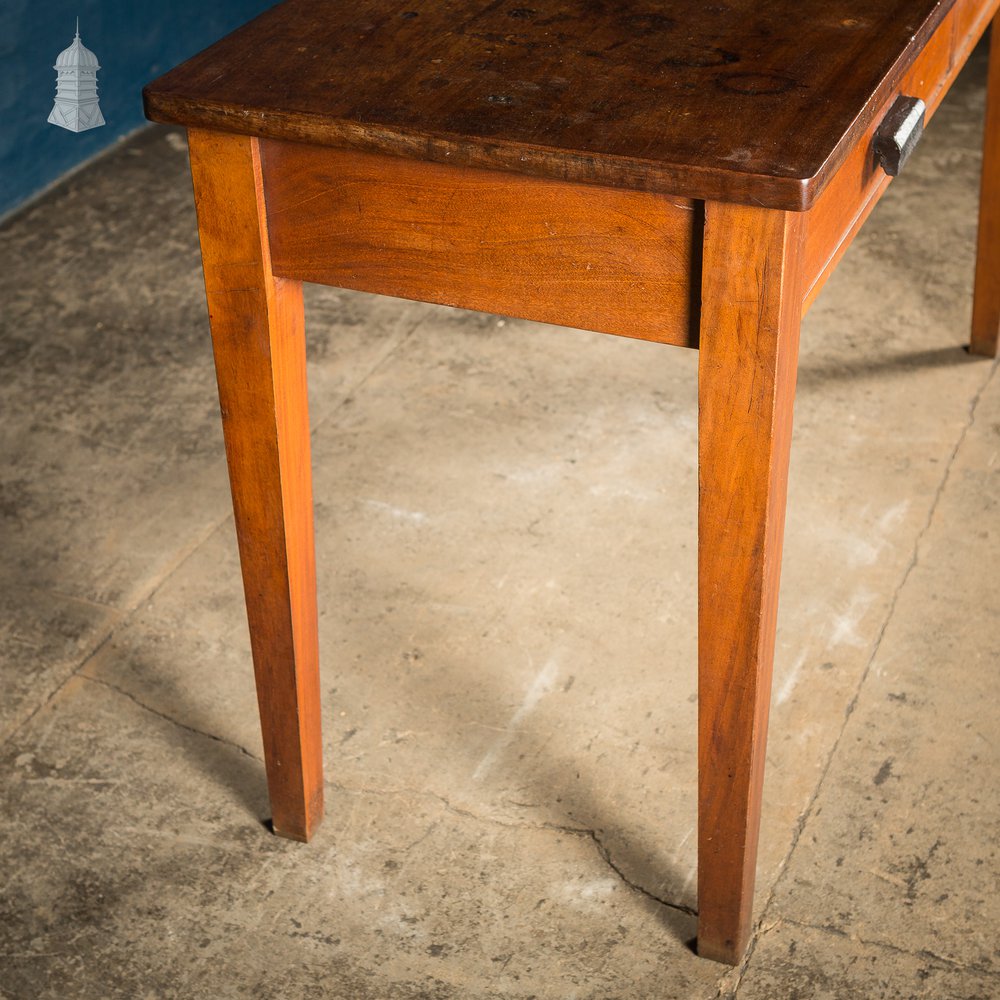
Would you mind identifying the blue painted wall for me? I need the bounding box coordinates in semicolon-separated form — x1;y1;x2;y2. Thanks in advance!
0;0;273;219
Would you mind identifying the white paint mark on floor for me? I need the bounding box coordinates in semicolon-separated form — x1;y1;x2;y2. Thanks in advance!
364;499;428;524
848;536;882;567
848;499;910;566
775;649;810;706
473;655;560;782
334;849;387;901
164;131;188;153
878;499;910;533
670;825;695;866
588;483;656;502
565;877;619;902
502;463;564;485
680;862;697;896
827;588;876;648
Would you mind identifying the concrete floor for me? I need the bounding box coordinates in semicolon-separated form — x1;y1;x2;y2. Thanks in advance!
1;43;999;1000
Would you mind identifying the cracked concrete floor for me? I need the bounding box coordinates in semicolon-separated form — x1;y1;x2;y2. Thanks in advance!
1;43;999;1000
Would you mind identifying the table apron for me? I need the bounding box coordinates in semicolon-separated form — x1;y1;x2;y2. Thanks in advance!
260;142;699;348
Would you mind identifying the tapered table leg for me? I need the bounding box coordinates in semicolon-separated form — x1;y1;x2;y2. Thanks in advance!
188;128;324;841
696;202;804;964
971;15;1000;358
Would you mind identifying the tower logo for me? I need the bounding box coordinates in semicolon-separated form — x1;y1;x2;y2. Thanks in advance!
48;20;105;132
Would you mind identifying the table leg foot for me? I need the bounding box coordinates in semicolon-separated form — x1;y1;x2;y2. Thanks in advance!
188;128;324;842
971;15;1000;358
696;201;803;964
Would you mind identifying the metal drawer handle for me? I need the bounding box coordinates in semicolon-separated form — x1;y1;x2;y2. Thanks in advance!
874;96;926;176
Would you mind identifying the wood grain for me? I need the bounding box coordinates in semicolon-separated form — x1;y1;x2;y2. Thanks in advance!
697;202;804;965
955;0;997;50
972;16;1000;357
144;0;966;210
262;142;697;347
188;128;324;842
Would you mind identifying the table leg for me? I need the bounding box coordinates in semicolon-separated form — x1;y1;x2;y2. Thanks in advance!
696;202;803;964
188;129;324;842
971;15;1000;358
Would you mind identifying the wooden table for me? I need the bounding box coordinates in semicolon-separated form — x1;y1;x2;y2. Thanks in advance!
143;0;1000;965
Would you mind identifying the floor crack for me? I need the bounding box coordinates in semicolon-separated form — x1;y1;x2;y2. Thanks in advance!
0;518;232;753
81;673;264;763
730;357;999;995
1;313;426;756
713;918;783;999
780;917;1000;978
588;827;698;917
328;779;697;916
308;311;427;440
1;632;116;750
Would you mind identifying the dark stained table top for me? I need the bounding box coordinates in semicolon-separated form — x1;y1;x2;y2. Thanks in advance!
144;0;959;210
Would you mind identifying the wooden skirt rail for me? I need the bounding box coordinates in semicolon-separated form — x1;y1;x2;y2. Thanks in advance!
261;142;699;348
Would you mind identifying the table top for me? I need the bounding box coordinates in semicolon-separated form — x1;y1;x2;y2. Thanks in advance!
144;0;959;210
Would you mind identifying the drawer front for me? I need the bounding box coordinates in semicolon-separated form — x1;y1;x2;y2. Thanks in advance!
802;0;999;314
261;143;697;348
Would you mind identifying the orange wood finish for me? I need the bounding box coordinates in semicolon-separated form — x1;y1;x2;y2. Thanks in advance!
262;143;698;347
955;0;997;48
150;0;1000;971
972;17;1000;357
697;203;804;965
187;128;324;842
802;0;1000;314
